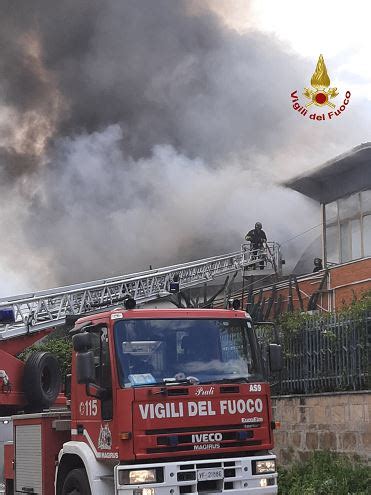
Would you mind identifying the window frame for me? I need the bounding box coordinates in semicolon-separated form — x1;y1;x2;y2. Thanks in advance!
325;190;371;262
113;317;264;388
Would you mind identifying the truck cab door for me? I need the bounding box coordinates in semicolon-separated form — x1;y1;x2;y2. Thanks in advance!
72;324;118;460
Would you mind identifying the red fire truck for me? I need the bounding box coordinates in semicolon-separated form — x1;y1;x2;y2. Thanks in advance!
0;248;283;494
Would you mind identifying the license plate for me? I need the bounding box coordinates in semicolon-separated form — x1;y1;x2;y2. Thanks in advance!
197;468;224;482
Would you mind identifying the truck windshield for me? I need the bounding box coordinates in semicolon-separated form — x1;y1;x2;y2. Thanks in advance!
114;318;263;387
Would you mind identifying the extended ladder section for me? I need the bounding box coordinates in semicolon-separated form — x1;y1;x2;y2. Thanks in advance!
0;242;282;340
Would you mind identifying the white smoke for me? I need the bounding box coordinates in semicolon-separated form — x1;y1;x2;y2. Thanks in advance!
0;124;319;295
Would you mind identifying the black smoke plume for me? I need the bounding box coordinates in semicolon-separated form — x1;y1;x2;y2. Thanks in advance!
0;1;368;293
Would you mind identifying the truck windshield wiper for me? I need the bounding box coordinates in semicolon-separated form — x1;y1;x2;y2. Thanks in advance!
201;377;250;384
130;376;252;387
130;377;199;388
162;377;199;385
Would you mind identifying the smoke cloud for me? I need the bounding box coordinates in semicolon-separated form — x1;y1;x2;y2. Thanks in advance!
0;1;369;294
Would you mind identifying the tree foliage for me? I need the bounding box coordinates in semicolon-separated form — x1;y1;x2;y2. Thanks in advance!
276;290;371;334
20;337;72;379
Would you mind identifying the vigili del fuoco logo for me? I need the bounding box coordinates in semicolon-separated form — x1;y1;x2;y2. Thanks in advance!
290;54;351;121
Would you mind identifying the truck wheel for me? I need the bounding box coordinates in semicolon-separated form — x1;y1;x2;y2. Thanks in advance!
23;351;61;408
61;468;91;495
5;479;14;495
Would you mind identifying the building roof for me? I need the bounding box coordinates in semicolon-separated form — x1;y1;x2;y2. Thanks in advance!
284;142;371;204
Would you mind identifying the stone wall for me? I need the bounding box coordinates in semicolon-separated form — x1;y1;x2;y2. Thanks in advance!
271;391;370;465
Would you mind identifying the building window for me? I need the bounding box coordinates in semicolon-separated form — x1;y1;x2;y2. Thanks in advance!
325;190;371;263
363;215;371;256
338;194;360;220
340;222;351;262
326;224;340;264
351;219;362;259
361;190;371;213
326;201;338;224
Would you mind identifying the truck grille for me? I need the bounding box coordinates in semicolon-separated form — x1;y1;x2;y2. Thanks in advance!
147;440;262;454
146;425;262;454
116;455;277;493
157;430;253;445
145;423;261;435
175;459;243;493
142;423;262;454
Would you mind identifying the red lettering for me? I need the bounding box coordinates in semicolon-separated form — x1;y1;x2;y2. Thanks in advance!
290;90;299;102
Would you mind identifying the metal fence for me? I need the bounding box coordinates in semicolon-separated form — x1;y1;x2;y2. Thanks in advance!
256;311;370;395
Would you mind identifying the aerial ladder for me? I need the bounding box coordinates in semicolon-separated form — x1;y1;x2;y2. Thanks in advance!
0;242;282;410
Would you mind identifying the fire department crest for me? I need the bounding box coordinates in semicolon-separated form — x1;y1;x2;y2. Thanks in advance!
290;54;351;121
98;424;112;450
303;54;338;108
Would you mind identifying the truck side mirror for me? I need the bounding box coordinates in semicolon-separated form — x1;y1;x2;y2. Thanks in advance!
73;333;95;384
72;332;92;352
269;344;283;372
65;373;72;399
76;351;96;384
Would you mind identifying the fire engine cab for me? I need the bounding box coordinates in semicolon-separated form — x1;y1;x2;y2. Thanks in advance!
0;247;283;494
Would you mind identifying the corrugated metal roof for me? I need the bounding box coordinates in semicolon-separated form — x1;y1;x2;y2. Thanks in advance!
284;142;371;203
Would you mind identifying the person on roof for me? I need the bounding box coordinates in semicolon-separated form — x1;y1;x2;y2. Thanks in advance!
245;222;267;270
313;257;323;272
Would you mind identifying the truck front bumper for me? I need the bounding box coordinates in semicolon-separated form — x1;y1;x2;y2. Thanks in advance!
114;454;278;495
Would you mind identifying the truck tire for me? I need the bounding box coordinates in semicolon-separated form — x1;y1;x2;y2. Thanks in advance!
61;468;91;495
5;479;14;495
23;351;61;408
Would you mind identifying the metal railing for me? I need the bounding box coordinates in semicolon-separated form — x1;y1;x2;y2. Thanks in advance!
240;242;281;274
0;244;283;340
256;311;370;394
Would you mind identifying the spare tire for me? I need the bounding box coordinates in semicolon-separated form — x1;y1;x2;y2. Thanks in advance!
23;351;61;408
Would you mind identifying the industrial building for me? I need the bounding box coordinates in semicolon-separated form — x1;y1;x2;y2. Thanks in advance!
247;143;371;316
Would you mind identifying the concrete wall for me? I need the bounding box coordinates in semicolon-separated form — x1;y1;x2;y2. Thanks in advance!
271;391;370;465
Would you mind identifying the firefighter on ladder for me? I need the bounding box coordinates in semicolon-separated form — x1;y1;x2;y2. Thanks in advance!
245;222;267;270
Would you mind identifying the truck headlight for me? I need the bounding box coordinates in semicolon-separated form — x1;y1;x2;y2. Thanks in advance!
119;469;158;485
252;459;276;474
130;470;156;484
